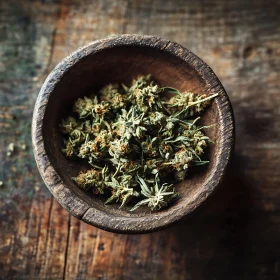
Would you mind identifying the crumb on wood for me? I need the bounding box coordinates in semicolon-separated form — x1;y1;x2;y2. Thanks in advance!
7;143;15;157
6;143;27;156
20;143;27;150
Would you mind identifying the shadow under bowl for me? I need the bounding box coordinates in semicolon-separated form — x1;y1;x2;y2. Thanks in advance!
32;34;234;233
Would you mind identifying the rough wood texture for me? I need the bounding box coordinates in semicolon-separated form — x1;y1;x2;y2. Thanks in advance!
32;34;234;233
0;0;279;279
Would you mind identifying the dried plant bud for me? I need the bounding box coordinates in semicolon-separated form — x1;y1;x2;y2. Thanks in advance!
60;75;217;211
83;120;104;136
99;83;120;99
159;143;173;160
113;106;146;140
69;129;85;144
141;136;159;158
165;149;193;172
105;175;139;207
130;175;179;211
109;139;131;158
60;116;80;134
99;84;128;111
119;160;141;175
73;166;110;194
131;85;162;112
73;96;97;118
62;140;76;157
143;158;165;177
160;116;177;137
165;90;218;118
111;93;128;111
143;112;165;128
77;130;112;164
92;101;111;120
126;74;152;93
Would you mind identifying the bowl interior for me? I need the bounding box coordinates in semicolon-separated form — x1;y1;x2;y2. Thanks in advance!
43;45;221;218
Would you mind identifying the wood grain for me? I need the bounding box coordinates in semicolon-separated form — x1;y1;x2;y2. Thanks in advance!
0;0;280;279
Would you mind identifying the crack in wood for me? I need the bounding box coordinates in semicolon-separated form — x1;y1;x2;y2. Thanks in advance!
62;213;71;280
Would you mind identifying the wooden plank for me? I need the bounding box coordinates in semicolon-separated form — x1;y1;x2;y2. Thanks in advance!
0;0;280;279
0;0;63;279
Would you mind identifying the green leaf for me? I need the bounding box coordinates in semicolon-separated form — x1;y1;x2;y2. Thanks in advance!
193;161;209;166
130;199;150;211
161;87;182;96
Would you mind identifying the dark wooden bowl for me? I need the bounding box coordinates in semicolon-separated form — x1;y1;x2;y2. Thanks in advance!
32;34;234;233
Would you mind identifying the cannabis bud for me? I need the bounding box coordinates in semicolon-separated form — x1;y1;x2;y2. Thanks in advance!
60;75;217;211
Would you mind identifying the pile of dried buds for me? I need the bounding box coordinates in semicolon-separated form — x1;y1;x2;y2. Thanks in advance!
60;75;217;211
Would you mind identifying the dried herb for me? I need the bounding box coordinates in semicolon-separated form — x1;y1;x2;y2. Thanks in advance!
60;75;218;211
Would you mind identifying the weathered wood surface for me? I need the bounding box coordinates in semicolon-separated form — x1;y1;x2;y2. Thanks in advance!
0;0;279;279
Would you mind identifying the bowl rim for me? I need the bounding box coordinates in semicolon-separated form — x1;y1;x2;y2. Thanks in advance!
32;34;234;233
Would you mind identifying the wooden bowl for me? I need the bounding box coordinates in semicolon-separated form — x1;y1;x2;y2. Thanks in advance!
32;35;234;233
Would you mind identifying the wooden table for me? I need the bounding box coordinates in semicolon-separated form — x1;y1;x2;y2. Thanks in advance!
1;0;279;279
